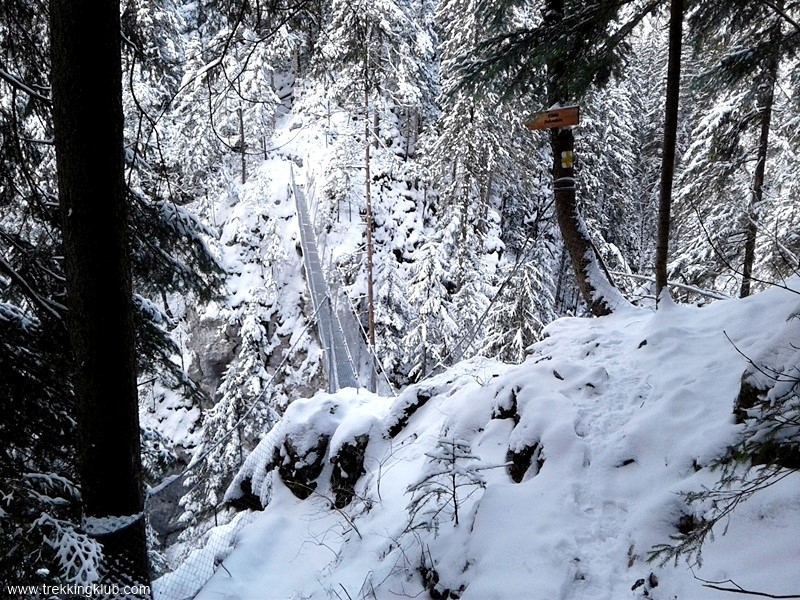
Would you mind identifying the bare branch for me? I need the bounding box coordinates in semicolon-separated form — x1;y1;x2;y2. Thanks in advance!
756;0;800;32
0;67;51;104
723;331;800;383
693;572;800;598
0;254;66;322
610;271;730;300
690;202;800;297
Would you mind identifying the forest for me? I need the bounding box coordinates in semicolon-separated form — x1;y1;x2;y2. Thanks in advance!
1;0;799;598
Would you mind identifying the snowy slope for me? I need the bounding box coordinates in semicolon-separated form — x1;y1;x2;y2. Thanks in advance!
184;283;800;599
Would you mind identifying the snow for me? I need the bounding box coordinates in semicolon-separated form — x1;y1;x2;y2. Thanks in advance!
139;381;202;451
187;279;800;600
82;513;143;536
226;388;390;507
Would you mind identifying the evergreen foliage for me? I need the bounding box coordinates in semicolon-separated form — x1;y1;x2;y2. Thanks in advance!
455;0;659;101
672;0;800;297
481;259;556;363
0;0;224;583
403;239;460;380
406;437;487;530
649;357;800;568
4;0;800;588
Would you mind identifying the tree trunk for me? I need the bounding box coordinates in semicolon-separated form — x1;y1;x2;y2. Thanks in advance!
654;0;683;303
740;25;778;298
550;128;611;316
50;0;151;589
364;86;376;349
545;0;618;317
404;108;413;161
238;106;247;184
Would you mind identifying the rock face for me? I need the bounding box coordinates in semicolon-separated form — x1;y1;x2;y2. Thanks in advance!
330;434;370;508
227;476;263;511
187;313;241;402
278;434;330;499
491;385;520;424
386;387;433;438
734;370;769;425
506;442;544;483
229;433;333;507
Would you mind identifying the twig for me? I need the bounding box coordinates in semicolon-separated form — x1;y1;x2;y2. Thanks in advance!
693;571;800;598
722;331;799;383
0;67;51;103
691;203;800;297
0;254;66;322
314;490;363;540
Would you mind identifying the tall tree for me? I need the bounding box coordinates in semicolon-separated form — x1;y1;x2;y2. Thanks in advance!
740;37;777;298
579;76;640;285
626;27;667;275
458;0;654;315
50;0;150;586
1;0;223;583
541;0;633;315
403;239;459;380
671;0;797;299
654;0;683;303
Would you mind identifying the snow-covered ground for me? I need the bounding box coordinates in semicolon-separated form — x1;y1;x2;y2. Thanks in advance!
163;280;800;600
149;68;800;600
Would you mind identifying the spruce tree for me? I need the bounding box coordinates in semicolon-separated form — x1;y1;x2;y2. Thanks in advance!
454;0;653;315
0;0;224;584
50;0;150;584
403;239;459;380
406;437;487;530
654;0;683;303
672;1;800;298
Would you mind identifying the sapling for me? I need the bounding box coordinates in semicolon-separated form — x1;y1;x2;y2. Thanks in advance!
406;437;487;531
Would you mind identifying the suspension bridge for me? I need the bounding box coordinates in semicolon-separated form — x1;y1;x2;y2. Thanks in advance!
289;164;389;394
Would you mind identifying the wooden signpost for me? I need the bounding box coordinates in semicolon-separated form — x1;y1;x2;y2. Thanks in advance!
525;106;580;130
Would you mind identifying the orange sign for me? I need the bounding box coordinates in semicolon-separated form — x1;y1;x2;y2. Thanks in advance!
525;106;580;130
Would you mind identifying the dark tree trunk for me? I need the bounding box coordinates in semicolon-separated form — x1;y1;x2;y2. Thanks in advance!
740;26;778;298
545;0;615;316
654;0;683;303
238;106;247;184
50;0;151;589
364;85;376;350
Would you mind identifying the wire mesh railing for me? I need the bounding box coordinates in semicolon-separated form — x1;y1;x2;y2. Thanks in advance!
290;164;361;391
291;164;393;395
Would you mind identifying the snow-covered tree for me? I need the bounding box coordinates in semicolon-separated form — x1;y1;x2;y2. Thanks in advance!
625;26;667;277
579;77;639;284
481;257;556;364
406;437;486;530
672;1;800;298
403;239;459;380
0;0;224;583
